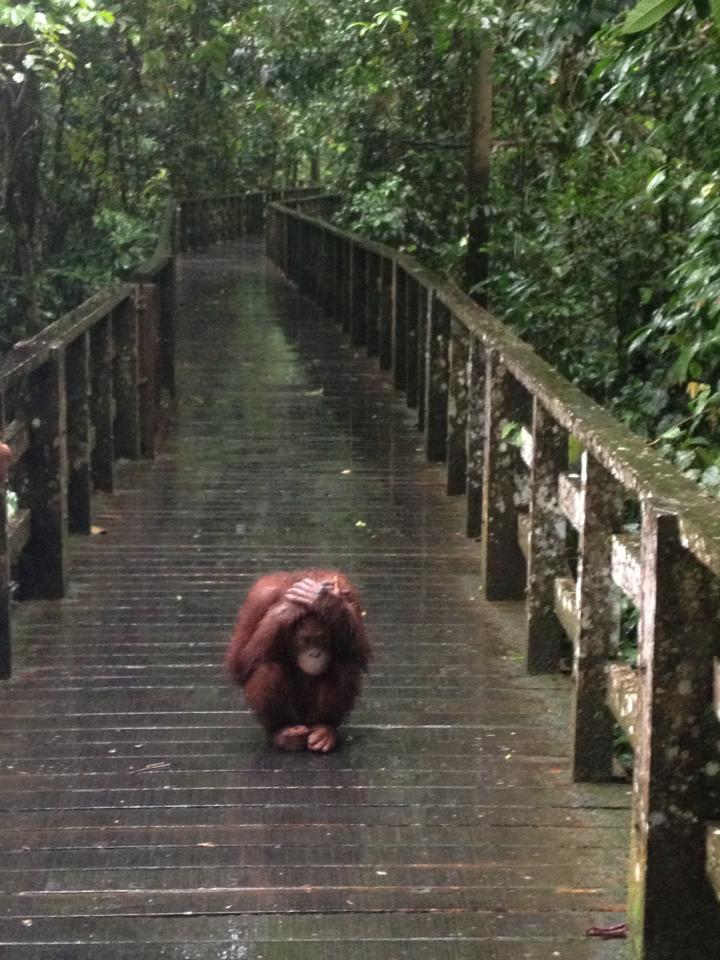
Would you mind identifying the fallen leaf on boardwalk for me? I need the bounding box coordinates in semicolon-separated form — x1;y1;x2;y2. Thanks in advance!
304;388;323;396
341;469;352;475
197;842;217;848
91;526;107;536
355;520;367;528
131;762;171;775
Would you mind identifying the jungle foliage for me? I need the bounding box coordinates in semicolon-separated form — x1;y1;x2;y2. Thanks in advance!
3;1;720;491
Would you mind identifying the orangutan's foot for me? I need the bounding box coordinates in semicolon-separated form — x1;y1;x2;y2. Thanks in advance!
307;724;337;753
274;725;310;751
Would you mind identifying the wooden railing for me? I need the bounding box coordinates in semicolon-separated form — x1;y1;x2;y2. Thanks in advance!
0;187;313;683
0;200;178;681
178;186;330;249
266;199;720;960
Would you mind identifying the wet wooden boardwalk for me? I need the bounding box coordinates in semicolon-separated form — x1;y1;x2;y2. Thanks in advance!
0;240;630;958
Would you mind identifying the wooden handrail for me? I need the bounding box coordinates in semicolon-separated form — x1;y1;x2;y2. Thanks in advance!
266;201;720;573
264;196;720;960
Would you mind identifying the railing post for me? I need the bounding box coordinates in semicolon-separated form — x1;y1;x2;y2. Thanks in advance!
302;221;312;294
447;319;470;495
65;332;92;534
318;228;330;316
378;258;394;371
332;234;341;319
424;292;450;463
137;283;160;458
350;246;367;347
265;205;275;261
234;194;242;238
392;267;407;391
281;211;289;276
416;284;429;428
481;349;528;600
571;452;623;781
158;263;176;402
466;337;486;539
113;297;142;460
405;276;420;408
312;223;325;306
526;399;568;672
0;394;11;679
366;252;380;358
23;347;68;599
90;314;114;492
628;505;720;959
285;215;293;280
341;239;352;335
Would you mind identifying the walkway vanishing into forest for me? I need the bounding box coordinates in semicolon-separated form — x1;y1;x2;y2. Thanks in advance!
0;239;629;958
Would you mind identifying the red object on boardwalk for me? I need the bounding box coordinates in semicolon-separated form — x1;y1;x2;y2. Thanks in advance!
586;922;628;940
226;570;371;752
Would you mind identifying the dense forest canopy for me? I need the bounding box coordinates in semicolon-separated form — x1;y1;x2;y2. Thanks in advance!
3;1;720;491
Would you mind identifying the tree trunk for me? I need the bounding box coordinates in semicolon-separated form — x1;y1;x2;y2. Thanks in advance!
465;44;493;307
0;25;44;334
310;148;321;184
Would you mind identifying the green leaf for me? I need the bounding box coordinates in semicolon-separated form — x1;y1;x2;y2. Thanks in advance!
646;168;667;194
621;0;683;35
576;118;598;148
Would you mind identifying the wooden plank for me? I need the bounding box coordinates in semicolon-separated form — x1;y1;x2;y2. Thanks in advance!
606;662;639;750
0;913;630;948
715;658;720;722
